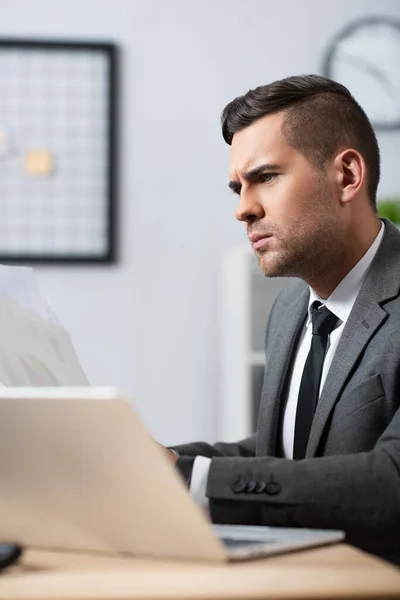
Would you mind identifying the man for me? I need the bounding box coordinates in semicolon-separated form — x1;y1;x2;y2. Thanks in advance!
166;75;400;564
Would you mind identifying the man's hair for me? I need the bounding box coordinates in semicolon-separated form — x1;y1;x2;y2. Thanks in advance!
221;75;380;209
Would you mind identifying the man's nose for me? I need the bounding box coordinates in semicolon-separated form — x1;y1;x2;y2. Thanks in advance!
235;190;265;223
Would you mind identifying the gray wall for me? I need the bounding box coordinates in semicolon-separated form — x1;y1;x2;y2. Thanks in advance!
1;0;399;444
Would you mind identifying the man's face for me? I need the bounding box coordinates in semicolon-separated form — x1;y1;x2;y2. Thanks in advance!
229;112;342;279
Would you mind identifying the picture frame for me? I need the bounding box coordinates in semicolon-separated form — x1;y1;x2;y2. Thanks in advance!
0;38;118;264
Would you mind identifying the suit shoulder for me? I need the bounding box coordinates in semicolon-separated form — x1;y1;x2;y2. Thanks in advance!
272;278;308;309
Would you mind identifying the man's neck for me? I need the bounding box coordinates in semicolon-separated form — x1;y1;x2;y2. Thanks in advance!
306;219;382;300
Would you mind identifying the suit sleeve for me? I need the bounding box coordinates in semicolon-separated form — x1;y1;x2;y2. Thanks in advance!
205;409;400;554
170;436;256;485
170;434;257;459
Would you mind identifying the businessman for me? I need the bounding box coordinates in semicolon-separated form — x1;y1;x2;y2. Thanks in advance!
166;75;400;564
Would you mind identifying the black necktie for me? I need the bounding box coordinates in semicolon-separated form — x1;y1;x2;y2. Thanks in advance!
293;301;339;460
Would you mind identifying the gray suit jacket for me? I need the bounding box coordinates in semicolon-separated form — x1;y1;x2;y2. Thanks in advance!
173;218;400;564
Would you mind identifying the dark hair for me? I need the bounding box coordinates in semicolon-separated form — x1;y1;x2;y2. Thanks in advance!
221;75;380;209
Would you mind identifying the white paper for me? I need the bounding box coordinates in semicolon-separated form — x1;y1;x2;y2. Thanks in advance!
0;266;88;386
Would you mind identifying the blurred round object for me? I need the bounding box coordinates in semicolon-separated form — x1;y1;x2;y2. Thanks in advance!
323;17;400;130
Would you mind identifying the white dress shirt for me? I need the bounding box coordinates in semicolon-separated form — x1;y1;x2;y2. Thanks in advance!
190;222;385;510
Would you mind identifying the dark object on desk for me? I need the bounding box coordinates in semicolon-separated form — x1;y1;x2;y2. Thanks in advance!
0;543;22;572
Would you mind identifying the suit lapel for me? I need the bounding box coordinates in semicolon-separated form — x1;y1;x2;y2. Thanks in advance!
306;301;387;456
257;283;309;456
306;219;400;457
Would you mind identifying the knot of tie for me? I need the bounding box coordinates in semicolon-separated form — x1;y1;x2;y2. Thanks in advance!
311;301;339;337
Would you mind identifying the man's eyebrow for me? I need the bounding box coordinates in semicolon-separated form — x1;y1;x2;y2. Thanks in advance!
228;163;280;193
228;180;242;194
242;163;280;182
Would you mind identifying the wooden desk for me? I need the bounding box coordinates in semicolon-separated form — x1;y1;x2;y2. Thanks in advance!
1;544;400;600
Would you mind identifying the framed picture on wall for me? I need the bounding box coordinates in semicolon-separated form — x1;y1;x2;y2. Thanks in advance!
0;38;118;264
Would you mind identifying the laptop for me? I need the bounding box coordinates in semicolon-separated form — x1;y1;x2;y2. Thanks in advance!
0;387;344;562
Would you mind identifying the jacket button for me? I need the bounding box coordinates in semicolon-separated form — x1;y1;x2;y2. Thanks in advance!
255;481;267;493
245;481;257;493
231;477;247;493
265;481;281;495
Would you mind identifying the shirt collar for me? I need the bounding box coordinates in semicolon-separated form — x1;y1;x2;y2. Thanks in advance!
306;221;385;327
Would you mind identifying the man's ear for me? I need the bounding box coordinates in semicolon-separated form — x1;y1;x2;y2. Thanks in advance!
333;149;366;205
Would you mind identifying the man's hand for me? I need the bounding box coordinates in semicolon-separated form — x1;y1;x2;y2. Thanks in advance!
157;443;179;466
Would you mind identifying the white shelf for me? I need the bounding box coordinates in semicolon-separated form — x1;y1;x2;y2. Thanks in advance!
248;352;265;366
220;246;290;441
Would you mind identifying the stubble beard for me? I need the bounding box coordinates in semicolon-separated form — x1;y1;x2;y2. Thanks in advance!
257;197;344;282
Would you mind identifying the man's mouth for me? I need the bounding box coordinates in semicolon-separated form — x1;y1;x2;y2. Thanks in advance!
249;233;273;250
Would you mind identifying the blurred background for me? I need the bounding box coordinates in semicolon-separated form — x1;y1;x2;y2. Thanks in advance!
1;0;400;445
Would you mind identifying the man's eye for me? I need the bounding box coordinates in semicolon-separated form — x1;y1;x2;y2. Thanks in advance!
260;173;277;183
